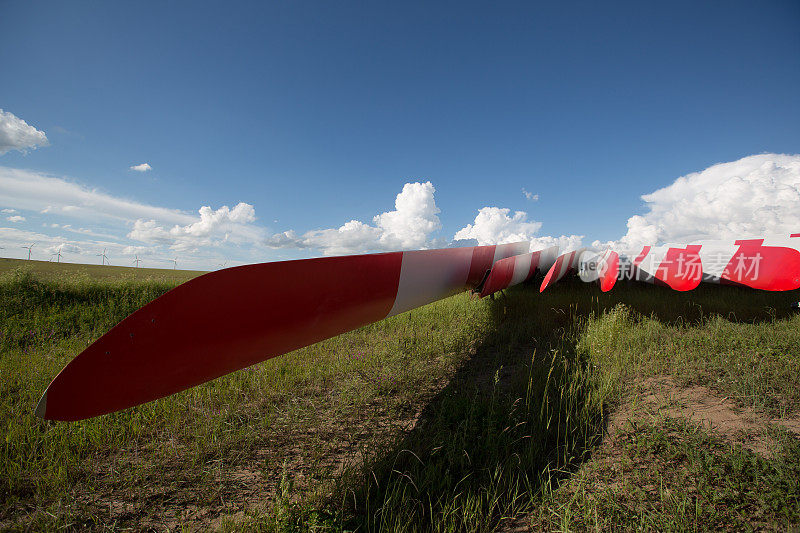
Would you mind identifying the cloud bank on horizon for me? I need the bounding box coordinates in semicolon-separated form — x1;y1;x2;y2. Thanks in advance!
594;153;800;253
1;152;799;269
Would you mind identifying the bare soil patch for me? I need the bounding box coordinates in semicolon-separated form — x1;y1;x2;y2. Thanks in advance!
637;376;800;457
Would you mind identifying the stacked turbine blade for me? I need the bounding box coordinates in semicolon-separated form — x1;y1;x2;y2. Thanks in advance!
536;232;800;293
477;246;559;298
577;249;620;292
630;234;800;291
539;248;586;292
37;242;530;421
36;232;800;421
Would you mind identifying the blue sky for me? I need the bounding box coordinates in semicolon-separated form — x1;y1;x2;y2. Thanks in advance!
1;1;799;269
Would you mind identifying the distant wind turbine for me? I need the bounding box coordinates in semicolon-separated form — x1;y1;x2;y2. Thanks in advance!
50;246;63;263
217;260;228;269
21;243;35;260
132;255;142;268
172;257;178;270
97;248;110;265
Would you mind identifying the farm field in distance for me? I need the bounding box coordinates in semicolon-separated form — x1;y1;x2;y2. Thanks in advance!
0;257;205;283
1;261;800;531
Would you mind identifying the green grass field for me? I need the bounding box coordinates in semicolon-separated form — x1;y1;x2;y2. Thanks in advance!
0;257;205;283
1;261;799;531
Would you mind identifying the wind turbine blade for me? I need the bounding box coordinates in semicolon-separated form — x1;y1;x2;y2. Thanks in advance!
577;249;620;292
36;242;529;421
719;235;800;290
539;248;586;292
478;245;558;298
631;244;703;291
632;233;800;291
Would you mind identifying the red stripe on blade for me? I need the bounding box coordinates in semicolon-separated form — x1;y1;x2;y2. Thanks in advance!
654;245;703;291
721;239;800;291
466;245;497;287
633;246;651;266
599;251;619;292
40;253;403;421
526;250;542;281
479;256;516;297
540;255;565;292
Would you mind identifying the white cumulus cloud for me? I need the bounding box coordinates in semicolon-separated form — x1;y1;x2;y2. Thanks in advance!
598;153;800;252
530;234;584;252
297;220;383;256
454;206;584;252
374;182;442;249
453;207;542;245
130;163;152;172
128;202;261;251
6;215;25;223
266;181;442;255
0;109;48;155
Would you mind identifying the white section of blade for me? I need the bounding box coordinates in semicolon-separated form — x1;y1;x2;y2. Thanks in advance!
510;253;533;286
578;250;602;283
387;248;474;317
696;243;736;281
557;252;571;279
537;245;560;273
493;242;530;262
635;246;667;279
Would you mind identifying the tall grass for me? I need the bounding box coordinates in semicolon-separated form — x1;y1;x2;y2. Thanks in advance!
2;267;799;531
342;302;605;532
1;270;179;508
1;268;495;528
324;280;800;531
580;301;800;415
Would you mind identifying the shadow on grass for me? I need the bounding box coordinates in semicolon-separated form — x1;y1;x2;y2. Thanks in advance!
333;278;800;532
334;279;601;532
